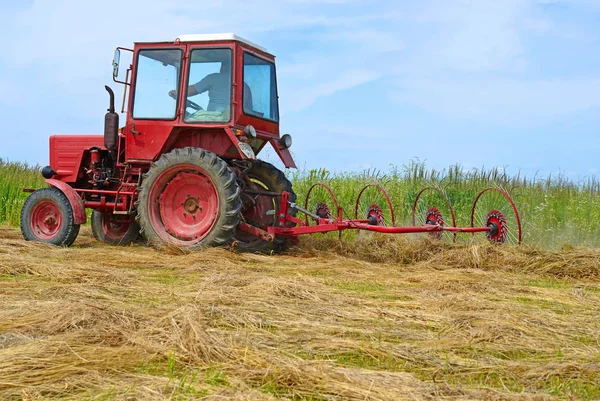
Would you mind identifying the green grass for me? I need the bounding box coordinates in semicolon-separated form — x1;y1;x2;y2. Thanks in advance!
3;157;600;248
290;160;600;248
0;158;45;226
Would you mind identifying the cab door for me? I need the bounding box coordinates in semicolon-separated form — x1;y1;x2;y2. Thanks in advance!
124;44;187;161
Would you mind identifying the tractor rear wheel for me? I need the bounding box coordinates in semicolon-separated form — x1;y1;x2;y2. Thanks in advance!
235;160;297;252
136;147;241;250
91;211;140;245
20;187;80;246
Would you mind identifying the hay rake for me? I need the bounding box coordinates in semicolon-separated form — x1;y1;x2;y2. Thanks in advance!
265;184;522;245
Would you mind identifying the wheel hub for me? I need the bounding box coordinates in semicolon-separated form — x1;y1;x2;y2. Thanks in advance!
485;210;508;243
31;201;62;239
425;207;444;240
316;202;332;220
183;197;201;214
366;204;384;226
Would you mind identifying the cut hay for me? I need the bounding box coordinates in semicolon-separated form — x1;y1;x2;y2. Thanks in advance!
0;226;598;400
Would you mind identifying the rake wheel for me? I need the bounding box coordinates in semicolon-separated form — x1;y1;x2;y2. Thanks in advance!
470;187;522;245
304;183;341;226
354;184;396;227
412;186;456;241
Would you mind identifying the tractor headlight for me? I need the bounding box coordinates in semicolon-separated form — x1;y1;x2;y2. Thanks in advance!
279;134;292;149
244;125;257;138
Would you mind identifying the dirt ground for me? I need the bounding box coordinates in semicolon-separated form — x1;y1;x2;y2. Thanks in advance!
0;226;599;400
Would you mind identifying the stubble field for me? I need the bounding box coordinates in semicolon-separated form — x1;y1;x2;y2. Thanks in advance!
1;226;599;400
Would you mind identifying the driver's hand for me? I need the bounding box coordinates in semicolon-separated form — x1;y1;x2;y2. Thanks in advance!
168;90;177;99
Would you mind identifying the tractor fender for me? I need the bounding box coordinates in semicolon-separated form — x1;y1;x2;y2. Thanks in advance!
45;179;87;225
268;139;297;169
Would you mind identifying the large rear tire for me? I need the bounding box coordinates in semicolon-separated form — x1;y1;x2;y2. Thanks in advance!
234;160;297;252
136;147;241;250
91;211;140;245
20;187;80;247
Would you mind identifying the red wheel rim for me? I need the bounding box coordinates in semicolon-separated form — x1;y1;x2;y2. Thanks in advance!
30;200;62;240
148;164;219;245
101;214;132;240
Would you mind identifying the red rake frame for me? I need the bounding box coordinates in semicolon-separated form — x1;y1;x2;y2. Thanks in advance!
266;186;522;245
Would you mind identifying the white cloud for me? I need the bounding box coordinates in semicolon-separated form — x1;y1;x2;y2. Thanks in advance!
282;69;382;111
393;77;600;122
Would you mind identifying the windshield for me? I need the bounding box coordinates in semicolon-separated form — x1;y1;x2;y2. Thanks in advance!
243;53;279;122
184;48;232;123
132;49;182;119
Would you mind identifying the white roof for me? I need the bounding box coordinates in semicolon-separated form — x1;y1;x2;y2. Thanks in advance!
176;33;268;53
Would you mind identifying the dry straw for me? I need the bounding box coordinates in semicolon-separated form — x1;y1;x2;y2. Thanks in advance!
0;227;598;400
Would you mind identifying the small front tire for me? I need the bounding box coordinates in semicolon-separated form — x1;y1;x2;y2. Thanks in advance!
20;187;80;247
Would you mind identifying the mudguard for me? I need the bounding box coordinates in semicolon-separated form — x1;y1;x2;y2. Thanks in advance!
45;179;86;225
269;139;297;169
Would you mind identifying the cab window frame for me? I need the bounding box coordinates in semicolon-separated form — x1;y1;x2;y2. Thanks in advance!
131;47;183;121
183;46;234;125
242;51;280;123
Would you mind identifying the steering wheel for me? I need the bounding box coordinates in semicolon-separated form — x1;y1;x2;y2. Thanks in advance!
168;91;203;111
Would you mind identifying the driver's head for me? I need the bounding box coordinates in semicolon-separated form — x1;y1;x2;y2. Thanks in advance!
220;59;231;74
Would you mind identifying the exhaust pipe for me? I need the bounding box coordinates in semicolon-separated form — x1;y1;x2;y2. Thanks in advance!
104;85;119;151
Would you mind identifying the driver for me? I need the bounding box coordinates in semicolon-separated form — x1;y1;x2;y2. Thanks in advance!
169;61;230;112
169;60;253;113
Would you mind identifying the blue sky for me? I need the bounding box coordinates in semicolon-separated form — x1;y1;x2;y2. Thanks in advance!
1;0;599;179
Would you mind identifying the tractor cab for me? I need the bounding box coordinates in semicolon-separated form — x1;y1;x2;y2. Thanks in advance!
112;34;294;167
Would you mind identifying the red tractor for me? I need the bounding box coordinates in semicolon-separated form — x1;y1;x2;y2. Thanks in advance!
21;34;297;252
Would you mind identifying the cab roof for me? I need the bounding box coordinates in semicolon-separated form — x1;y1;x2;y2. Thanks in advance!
134;33;270;55
176;33;268;53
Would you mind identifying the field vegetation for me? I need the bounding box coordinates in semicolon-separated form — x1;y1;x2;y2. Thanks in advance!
0;158;45;226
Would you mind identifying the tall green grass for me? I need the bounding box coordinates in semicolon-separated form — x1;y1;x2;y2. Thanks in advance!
1;158;599;248
0;158;45;226
290;161;600;248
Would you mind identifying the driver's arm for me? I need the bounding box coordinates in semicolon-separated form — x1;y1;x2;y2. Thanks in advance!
169;75;214;98
169;85;199;98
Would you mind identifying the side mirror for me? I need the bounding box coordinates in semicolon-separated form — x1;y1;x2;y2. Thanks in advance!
112;49;120;78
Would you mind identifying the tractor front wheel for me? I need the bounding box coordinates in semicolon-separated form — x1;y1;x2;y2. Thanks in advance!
136;147;241;250
91;211;140;245
20;187;80;246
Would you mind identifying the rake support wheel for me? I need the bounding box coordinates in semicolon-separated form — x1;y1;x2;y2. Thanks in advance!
354;184;396;226
470;187;522;245
412;186;456;241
